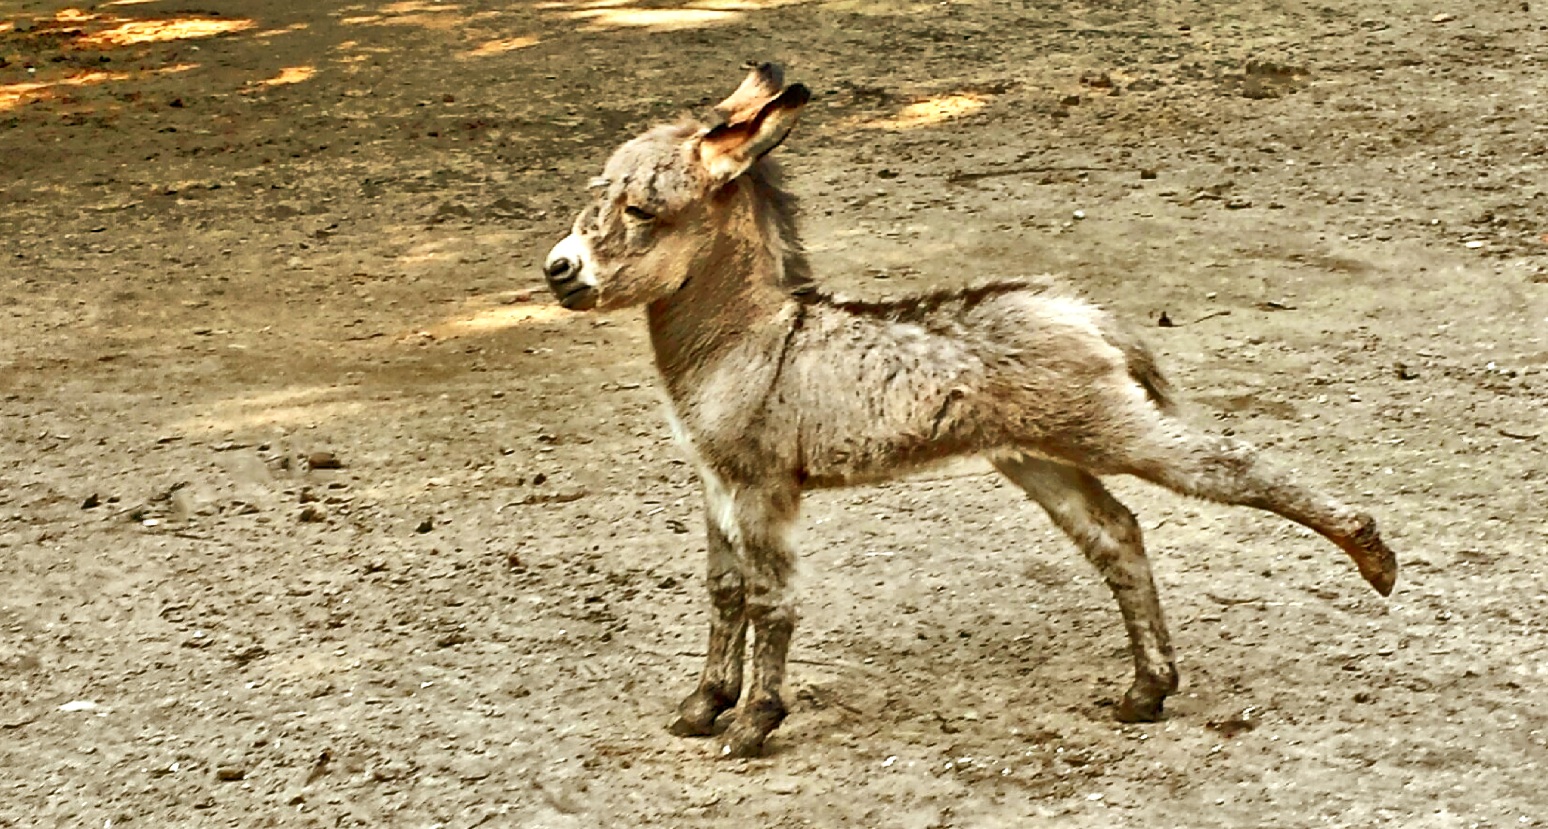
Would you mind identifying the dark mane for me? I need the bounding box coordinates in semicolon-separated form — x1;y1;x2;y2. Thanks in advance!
812;280;1044;319
746;158;816;297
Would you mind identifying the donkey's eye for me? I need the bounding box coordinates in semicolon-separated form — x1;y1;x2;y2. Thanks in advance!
623;205;656;221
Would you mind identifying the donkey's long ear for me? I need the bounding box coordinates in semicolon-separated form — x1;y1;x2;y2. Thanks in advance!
714;63;786;126
699;83;811;186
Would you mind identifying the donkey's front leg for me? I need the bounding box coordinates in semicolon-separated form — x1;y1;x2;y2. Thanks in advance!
718;485;800;759
669;502;747;737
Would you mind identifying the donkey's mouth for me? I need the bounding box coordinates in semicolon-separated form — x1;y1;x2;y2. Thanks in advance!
555;285;598;311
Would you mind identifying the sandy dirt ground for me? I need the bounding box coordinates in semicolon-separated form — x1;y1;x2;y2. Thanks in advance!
2;0;1546;826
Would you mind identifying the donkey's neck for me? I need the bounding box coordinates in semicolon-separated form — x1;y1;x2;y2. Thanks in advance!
646;176;804;403
646;230;795;403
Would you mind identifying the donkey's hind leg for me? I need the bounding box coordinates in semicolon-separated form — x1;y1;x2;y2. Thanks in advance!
669;486;747;737
994;453;1179;722
1110;418;1398;596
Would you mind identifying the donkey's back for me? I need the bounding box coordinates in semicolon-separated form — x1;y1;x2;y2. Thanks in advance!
772;279;1173;486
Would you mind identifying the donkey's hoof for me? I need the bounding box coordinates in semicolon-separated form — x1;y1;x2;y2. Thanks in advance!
717;720;772;759
669;689;737;737
1114;690;1166;723
715;699;786;759
669;714;718;738
1345;514;1398;597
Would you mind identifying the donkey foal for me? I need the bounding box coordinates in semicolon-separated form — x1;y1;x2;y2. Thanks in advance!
542;65;1399;759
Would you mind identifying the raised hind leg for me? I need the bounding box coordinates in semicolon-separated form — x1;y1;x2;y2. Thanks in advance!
1108;419;1398;596
994;453;1179;722
669;486;746;737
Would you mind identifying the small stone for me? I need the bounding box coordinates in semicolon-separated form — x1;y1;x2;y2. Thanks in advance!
1431;12;1456;22
215;766;246;781
306;451;342;470
1140;169;1158;180
415;518;434;534
1072;209;1086;220
765;776;802;795
298;505;326;523
82;493;101;509
372;761;413;782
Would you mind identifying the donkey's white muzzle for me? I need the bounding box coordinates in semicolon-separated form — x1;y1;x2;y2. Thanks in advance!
544;234;598;310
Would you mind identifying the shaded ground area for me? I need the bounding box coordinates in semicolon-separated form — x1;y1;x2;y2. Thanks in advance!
2;0;1546;826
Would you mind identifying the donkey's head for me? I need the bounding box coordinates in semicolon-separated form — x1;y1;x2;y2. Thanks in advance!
543;64;811;311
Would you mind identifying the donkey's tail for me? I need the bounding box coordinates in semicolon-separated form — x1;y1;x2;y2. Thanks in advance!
1102;320;1176;414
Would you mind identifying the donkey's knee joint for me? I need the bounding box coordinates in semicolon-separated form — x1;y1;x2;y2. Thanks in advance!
743;601;796;628
706;572;745;609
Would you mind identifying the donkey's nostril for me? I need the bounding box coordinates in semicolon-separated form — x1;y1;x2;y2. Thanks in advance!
544;256;575;282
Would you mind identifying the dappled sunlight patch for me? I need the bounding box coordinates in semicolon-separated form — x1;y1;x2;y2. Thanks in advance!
255;22;310;38
178;386;366;432
690;0;805;8
405;294;589;343
1;70;131;113
53;9;101;23
341;1;467;29
381;0;454;13
0;62;199;113
257;65;317;87
463;35;540;58
423;304;575;338
103;0;162;6
398;239;460;266
860;93;989;130
565;7;744;30
331;39;394;64
545;0;808;31
77;16;257;48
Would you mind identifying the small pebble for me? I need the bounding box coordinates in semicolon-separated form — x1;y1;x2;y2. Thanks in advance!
765;776;802;795
306;451;342;470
